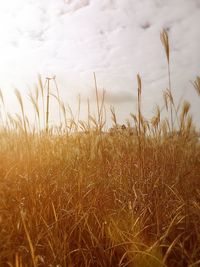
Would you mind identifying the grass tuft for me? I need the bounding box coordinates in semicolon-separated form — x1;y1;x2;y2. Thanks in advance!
0;32;200;267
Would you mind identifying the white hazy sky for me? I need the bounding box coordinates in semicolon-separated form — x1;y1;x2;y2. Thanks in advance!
0;0;200;126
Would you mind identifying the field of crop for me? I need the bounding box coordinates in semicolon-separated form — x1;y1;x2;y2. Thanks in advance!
0;31;200;267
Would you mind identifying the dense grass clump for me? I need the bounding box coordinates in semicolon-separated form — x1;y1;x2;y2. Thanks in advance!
0;31;200;267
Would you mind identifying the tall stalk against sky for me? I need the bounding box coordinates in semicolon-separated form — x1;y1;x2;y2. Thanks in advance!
93;73;100;128
160;30;173;131
137;74;144;179
15;89;27;135
193;76;200;96
46;78;50;133
38;74;46;129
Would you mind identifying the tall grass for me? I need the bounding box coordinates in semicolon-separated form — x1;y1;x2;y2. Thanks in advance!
0;31;200;267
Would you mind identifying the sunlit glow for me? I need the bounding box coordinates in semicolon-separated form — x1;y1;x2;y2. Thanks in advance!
0;0;199;124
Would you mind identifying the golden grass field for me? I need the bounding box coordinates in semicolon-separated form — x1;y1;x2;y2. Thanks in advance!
0;31;200;267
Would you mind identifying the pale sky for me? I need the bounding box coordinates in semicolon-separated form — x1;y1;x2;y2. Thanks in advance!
0;0;200;127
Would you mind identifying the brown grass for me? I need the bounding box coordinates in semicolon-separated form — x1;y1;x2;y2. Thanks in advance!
0;31;200;267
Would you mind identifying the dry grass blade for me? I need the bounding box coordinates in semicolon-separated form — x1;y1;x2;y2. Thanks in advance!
162;233;183;264
182;101;190;116
28;91;40;121
38;74;46;127
15;89;24;114
110;106;117;127
15;89;27;134
192;76;200;96
20;211;37;267
93;72;101;132
151;105;161;129
38;74;44;98
189;259;200;267
0;88;5;106
53;77;62;126
160;29;169;63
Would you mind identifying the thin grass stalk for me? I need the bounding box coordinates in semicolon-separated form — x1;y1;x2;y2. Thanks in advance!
99;89;106;131
77;94;81;130
46;78;50;133
20;211;37;267
160;30;173;132
53;77;62;127
0;89;7;129
192;76;200;96
15;89;27;136
93;72;101;132
60;100;68;133
110;106;117;128
137;74;143;179
28;90;40;132
87;98;91;130
192;76;200;126
38;74;46;129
